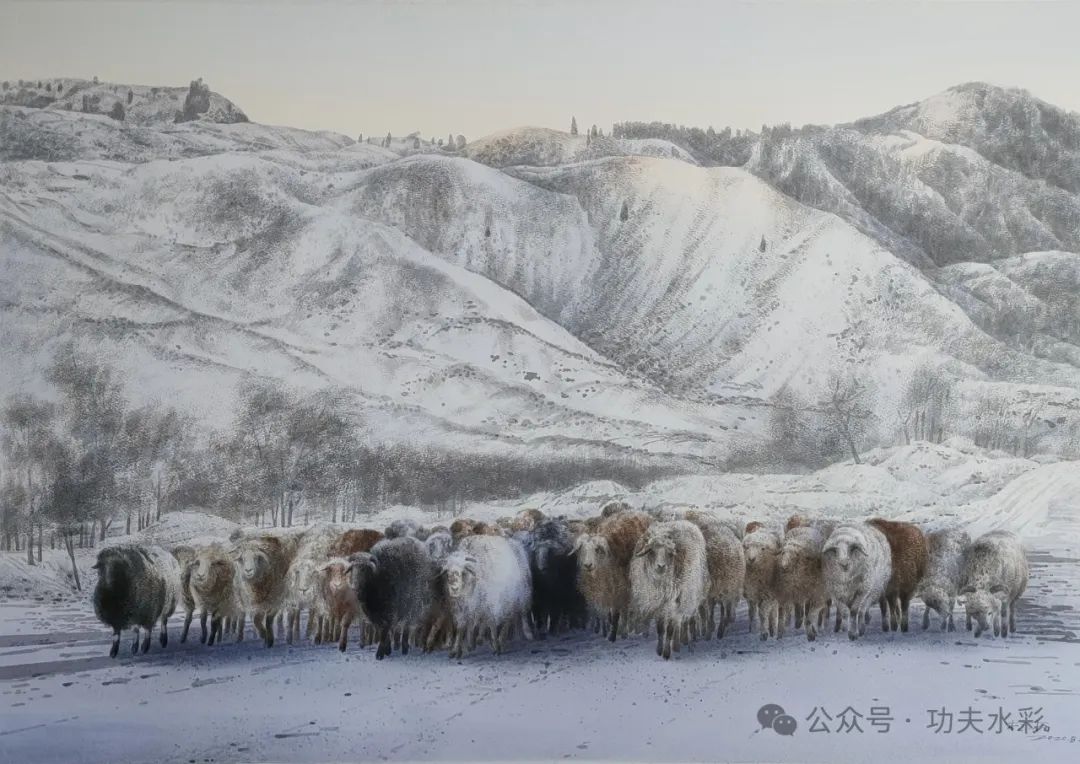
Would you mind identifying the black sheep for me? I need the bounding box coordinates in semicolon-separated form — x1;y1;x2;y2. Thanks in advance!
528;519;587;636
92;544;182;658
349;537;437;659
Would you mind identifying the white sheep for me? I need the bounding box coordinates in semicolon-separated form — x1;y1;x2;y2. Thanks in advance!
918;528;970;632
440;534;534;657
960;529;1028;638
629;520;710;659
822;524;892;641
188;543;245;645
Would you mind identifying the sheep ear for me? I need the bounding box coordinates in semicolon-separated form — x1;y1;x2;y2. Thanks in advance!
634;543;650;557
960;585;976;595
91;561;103;570
989;583;1006;595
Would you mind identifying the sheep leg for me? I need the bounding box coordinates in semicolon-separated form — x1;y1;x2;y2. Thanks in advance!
805;606;818;642
236;612;245;642
1009;598;1018;634
922;606;931;630
608;610;620;643
834;604;843;633
861;607;871;636
966;611;973;631
338;614;353;652
998;601;1008;638
899;594;911;632
140;627;151;654
109;627;120;658
656;619;665;656
276;612;284;640
794;603;804;630
847;605;859;641
663;620;675;660
890;594;902;631
208;615;219;646
520;611;534;641
879;597;890;632
263;612;275;648
131;627;141;654
377;628;392;660
199;611;208;644
180;609;193;643
159;614;169;648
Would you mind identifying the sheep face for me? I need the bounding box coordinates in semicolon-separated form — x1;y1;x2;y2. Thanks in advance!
743;534;778;566
425;533;452;561
348;553;377;591
920;583;949;617
234;545;271;582
319;561;352;596
191;554;232;590
962;585;1005;637
636;536;674;571
823;535;865;576
574;535;610;573
92;553;130;590
289;559;319;600
442;555;478;600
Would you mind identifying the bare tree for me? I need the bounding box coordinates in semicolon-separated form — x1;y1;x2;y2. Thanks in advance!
1;396;56;564
900;363;953;444
820;370;875;464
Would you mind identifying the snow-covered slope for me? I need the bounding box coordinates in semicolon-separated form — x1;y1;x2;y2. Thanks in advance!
463;126;696;168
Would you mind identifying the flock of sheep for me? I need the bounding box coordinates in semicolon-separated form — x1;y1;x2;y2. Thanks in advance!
90;502;1030;661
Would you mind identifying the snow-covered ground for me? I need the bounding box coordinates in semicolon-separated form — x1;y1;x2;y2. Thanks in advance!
2;443;1079;763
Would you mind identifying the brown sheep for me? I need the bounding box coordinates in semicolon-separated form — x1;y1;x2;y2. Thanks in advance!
745;521;765;536
329;528;384;558
233;534;299;647
866;518;929;632
573;510;651;641
170;545;199;643
785;514;808;533
600;500;633;518
316;558;362;652
450;518;477;542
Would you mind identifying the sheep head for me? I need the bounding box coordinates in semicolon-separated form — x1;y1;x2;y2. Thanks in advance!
442;554;478;599
192;549;233;589
634;533;674;571
961;584;1006;637
822;531;865;575
573;534;610;573
233;544;271;582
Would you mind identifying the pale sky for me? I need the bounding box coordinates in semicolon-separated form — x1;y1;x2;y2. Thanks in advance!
2;0;1078;141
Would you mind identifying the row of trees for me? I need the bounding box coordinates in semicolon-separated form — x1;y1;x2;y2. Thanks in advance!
0;350;677;582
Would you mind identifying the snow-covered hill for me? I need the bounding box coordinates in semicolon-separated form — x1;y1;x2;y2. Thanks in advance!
2;78;1079;465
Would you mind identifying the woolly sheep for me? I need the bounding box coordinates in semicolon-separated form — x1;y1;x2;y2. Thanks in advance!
630;520;710;660
328;528;384;558
573;510;651;641
189;542;245;646
684;511;745;638
600;500;632;518
92;544;181;658
867;518;929;632
960;529;1028;638
919;528;970;632
317;558;363;651
742;527;782;639
822;524;892;641
233;534;299;647
440;534;534;658
425;530;453;561
524;519;587;636
350;536;438;659
776;526;828;641
385;518;421;540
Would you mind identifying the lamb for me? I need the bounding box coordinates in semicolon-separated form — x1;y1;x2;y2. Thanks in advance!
170;545;199;643
439;534;534;658
776;526;828;641
573;510;652;642
629;520;710;659
328;528;384;558
866;518;929;632
232;534;299;647
742;527;782;639
918;528;971;632
92;544;181;658
316;558;362;651
349;536;438;659
189;543;245;646
960;529;1028;638
822;524;892;641
684;511;745;638
524;519;587;636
